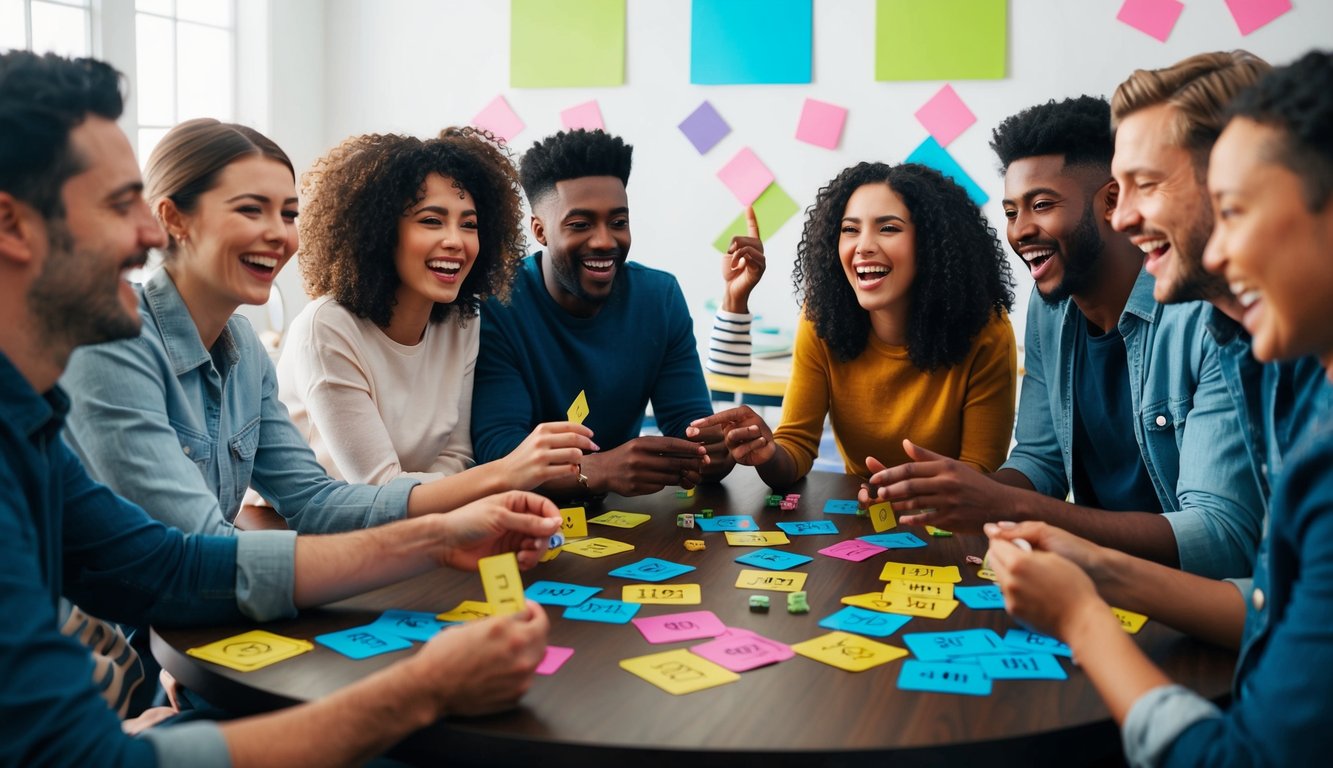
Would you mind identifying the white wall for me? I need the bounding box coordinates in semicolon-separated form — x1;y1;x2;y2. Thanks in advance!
264;0;1333;351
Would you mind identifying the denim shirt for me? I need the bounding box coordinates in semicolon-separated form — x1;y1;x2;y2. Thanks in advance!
62;269;417;534
1002;268;1264;578
0;349;295;767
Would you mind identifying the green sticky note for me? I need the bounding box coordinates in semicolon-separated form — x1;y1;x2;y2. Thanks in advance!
511;0;625;87
875;0;1006;81
712;183;800;253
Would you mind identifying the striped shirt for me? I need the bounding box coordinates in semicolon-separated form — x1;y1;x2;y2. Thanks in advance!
706;309;753;377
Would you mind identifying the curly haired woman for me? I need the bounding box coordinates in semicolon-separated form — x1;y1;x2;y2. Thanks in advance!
690;162;1017;487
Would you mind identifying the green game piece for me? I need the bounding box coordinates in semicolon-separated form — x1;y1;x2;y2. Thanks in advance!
699;508;714;519
786;591;809;614
748;595;770;612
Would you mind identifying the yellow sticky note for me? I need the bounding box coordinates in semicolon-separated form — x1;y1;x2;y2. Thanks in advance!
621;583;702;605
883;579;954;600
588;510;651;529
561;537;634;558
559;506;588;539
925;525;953;537
540;546;562;562
478;552;525;615
878;561;962;583
1112;607;1149;634
869;501;896;532
791;631;908;672
619;648;740;695
186;630;313;672
841;591;959;620
977;568;997;582
435;600;493;623
567;389;589;425
724;530;791;547
734;569;808;592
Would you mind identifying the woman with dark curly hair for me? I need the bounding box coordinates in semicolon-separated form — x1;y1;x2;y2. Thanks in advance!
690;162;1017;488
276;128;595;500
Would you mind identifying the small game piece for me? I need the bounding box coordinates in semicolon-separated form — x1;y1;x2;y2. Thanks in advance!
548;533;565;549
855;506;870;517
765;494;782;508
786;591;809;614
749;594;770;612
965;554;983;565
676;513;695;529
684;539;706;551
784;493;801;502
698;508;714;519
779;500;797;511
675;487;697;498
926;525;953;537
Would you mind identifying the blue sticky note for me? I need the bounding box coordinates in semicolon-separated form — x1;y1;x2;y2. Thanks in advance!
316;625;413;660
1002;629;1072;658
607;558;696;582
979;653;1067;681
897;659;993;696
525;580;602;607
776;520;839;536
902;629;1006;662
696;515;758;532
955;585;1006;610
563;598;641;624
370;610;453;642
734;548;814;571
690;0;811;85
818;606;913;638
906;136;988;206
857;532;928;549
823;499;861;515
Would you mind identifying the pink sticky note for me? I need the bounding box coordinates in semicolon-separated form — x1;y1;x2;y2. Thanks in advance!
914;85;977;148
472;95;525;143
690;629;794;672
560;99;605;132
1225;0;1291;35
795;98;847;150
716;148;775;207
631;610;727;644
819;539;889;562
1116;0;1184;43
536;645;574;675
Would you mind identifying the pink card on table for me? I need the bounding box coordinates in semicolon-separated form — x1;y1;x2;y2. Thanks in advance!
1115;0;1183;43
472;95;525;143
631;610;727;644
819;539;888;562
560;99;605;131
1224;0;1291;36
536;645;574;675
716;148;774;207
795;98;847;150
691;629;793;672
914;85;976;148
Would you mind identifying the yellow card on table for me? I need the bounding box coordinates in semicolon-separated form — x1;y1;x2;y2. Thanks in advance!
735;569;808;592
883;579;954;600
435;600;493;623
619;648;740;695
567;389;589;425
841;591;959;620
977;568;997;582
186;630;313;672
924;525;953;537
540;546;562;562
478;552;525;615
588;510;651;529
561;537;634;558
724;530;791;547
1112;607;1149;634
791;631;908;672
869;501;895;532
878;561;962;583
559;506;588;539
622;583;702;605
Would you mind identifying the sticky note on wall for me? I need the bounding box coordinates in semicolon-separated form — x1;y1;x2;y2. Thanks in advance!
511;0;625;87
875;0;1006;81
691;0;812;84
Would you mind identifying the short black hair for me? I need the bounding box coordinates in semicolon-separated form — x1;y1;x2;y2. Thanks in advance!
518;129;632;209
0;51;124;219
1227;49;1333;210
990;95;1112;175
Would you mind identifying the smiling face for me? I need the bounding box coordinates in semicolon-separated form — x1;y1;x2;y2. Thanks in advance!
1002;155;1108;305
393;173;479;314
532;175;630;317
838;183;916;336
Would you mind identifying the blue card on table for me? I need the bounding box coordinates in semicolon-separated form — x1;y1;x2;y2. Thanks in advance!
607;558;696;582
696;515;759;532
775;520;839;536
857;532;927;549
897;660;993;696
1002;629;1073;658
978;653;1067;680
316;625;413;660
954;585;1006;610
823;499;860;515
902;629;1006;662
563;598;641;624
370;610;453;642
734;548;813;571
525;580;602;607
818;606;912;638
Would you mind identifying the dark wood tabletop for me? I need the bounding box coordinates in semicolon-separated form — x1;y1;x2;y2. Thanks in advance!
153;470;1236;767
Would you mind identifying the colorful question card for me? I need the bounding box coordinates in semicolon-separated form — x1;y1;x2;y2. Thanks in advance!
841;592;959;620
954;585;1006;610
858;532;927;549
776;520;839;536
734;548;813;571
734;569;807;592
697;515;758;532
435;600;492;623
608;557;696;582
978;653;1067;680
536;645;575;675
897;659;992;696
691;629;793;672
902;629;1006;662
1113;607;1149;634
823;499;861;515
564;598;640;624
315;626;412;660
1002;629;1072;658
558;506;588;539
186;630;313;672
524;580;602;607
478;552;525;615
630;610;727;643
883;579;954;600
818;606;913;638
370;610;453;642
561;537;633;558
879;562;962;583
588;510;651;529
565;389;590;424
724;530;790;546
819;539;888;562
621;583;702;605
791;631;908;672
869;501;896;532
619;648;740;695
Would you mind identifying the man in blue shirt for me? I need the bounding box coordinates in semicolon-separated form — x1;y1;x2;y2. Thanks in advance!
1;51;559;767
472;129;733;497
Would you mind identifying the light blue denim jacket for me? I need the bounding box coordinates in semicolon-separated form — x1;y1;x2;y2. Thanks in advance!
1001;268;1264;578
61;269;418;534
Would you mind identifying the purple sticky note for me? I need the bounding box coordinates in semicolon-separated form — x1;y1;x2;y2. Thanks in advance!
472;95;525;143
795;98;847;150
631;610;727;644
691;629;793;672
560;99;605;132
717;148;774;207
678;100;730;154
1224;0;1291;35
914;84;977;148
1115;0;1184;43
819;539;889;562
536;645;574;675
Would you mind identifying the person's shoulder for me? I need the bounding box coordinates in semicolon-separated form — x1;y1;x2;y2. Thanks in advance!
622;261;681;290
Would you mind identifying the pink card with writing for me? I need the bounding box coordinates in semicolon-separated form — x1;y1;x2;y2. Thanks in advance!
560;99;605;132
717;148;774;207
914;85;976;148
1115;0;1183;43
819;539;888;562
1224;0;1291;35
472;95;525;143
631;610;727;644
691;629;793;672
535;645;574;675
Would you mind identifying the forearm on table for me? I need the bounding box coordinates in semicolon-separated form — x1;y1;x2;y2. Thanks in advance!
1092;548;1246;650
755;443;803;489
992;467;1037;492
1010;494;1182;567
291;519;439;607
1063;598;1173;725
405;466;507;516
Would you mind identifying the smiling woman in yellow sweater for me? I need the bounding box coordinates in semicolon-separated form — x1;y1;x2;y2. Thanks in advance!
690;162;1017;486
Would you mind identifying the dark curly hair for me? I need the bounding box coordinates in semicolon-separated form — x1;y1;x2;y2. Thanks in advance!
793;162;1014;371
989;95;1113;175
518;129;632;209
1227;50;1333;210
299;127;524;327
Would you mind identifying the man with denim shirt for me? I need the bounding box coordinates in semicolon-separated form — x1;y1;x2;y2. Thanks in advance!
2;51;557;766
